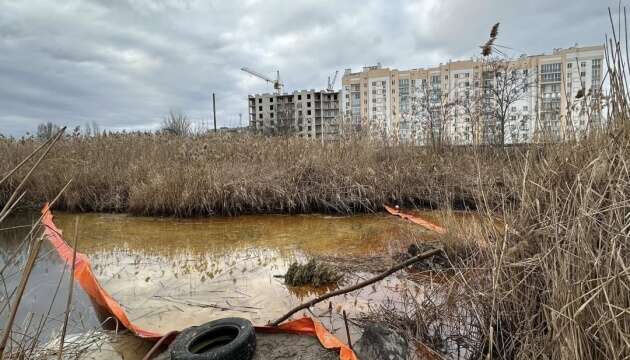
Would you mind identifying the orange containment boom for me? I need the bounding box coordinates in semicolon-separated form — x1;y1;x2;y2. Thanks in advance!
384;205;447;234
41;204;357;360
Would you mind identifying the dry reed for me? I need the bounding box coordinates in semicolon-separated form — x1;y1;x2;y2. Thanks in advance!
0;134;502;217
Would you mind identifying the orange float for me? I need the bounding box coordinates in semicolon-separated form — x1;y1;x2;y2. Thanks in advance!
384;205;447;234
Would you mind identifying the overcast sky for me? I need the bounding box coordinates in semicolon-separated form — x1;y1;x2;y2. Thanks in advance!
0;0;621;136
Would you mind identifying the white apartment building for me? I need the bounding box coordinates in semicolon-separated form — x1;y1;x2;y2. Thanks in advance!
341;45;606;145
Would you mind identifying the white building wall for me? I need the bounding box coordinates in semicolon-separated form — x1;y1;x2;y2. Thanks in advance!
367;76;390;138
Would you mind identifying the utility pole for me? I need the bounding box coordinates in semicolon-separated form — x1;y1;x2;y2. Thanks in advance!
239;113;243;128
212;93;217;133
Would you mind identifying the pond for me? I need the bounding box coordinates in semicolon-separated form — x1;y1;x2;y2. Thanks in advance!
1;210;438;357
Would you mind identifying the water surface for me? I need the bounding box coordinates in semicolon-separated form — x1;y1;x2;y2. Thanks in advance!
1;210;431;353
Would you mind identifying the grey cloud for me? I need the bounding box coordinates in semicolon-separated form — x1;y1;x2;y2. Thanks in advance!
0;0;621;136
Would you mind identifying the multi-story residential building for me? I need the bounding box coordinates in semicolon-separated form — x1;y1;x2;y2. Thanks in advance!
341;45;605;145
248;90;340;140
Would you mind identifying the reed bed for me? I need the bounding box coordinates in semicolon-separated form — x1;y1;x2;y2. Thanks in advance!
0;134;506;217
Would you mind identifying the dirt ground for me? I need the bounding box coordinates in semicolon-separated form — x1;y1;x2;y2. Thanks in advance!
252;333;339;360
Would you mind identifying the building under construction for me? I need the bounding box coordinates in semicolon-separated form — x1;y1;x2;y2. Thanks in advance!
248;90;340;140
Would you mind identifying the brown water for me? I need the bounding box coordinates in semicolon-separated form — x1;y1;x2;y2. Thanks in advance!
1;210;433;355
53;212;425;332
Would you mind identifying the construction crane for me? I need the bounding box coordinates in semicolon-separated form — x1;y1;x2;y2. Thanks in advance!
241;67;284;94
327;70;338;92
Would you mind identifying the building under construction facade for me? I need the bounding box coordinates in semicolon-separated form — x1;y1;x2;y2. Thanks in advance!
248;90;340;140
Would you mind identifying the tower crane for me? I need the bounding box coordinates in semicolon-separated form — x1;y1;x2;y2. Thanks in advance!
327;70;338;92
241;67;284;94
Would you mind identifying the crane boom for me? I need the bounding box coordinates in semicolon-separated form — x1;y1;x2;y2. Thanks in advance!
241;67;283;94
241;67;274;83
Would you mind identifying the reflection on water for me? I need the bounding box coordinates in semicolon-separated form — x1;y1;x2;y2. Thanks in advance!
0;213;100;352
1;211;427;349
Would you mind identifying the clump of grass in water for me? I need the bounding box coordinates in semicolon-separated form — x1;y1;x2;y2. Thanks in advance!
284;259;341;287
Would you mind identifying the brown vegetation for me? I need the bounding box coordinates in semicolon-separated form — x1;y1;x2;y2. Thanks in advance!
0;133;511;217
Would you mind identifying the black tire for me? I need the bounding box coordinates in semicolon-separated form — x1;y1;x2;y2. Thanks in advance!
170;317;256;360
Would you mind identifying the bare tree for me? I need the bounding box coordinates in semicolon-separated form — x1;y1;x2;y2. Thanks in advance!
480;58;532;146
162;111;192;136
479;22;535;146
456;82;485;145
407;81;455;148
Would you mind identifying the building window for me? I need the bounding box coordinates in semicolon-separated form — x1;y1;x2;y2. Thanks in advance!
259;114;262;119
567;63;572;68
258;106;262;111
372;81;376;86
541;63;561;73
270;98;273;102
307;102;311;107
307;94;311;99
298;95;302;100
307;110;311;115
270;105;273;110
270;113;274;118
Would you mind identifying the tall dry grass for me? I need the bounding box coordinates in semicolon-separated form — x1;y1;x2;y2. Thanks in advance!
0;134;511;217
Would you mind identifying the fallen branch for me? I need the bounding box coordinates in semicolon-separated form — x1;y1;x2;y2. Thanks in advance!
270;248;443;327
